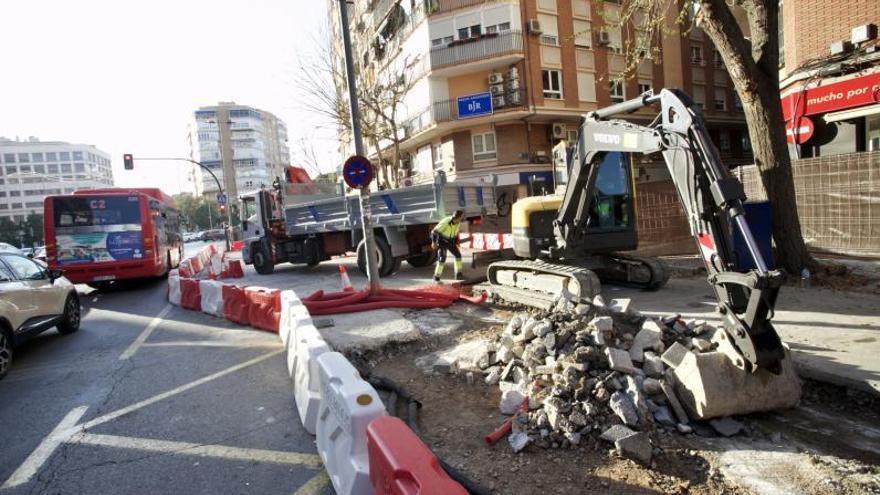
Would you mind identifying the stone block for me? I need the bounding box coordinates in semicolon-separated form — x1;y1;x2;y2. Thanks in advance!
600;424;634;443
609;298;633;314
605;347;638;375
609;391;639;427
629;321;664;363
500;389;526;415
589;316;614;333
642;352;665;378
661;341;691;369
615;431;652;463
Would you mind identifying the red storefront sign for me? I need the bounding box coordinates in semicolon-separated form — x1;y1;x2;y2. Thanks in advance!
781;71;880;121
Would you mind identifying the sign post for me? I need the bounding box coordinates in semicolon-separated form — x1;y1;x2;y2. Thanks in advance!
338;0;381;294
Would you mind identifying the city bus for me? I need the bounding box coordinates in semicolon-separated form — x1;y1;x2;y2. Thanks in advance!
44;188;183;287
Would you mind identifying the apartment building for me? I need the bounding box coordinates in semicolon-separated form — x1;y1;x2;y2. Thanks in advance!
191;102;291;202
779;1;880;156
329;0;751;203
0;137;114;222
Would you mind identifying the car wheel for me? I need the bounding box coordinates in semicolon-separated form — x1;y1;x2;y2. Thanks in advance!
0;327;12;380
253;244;275;275
57;293;81;334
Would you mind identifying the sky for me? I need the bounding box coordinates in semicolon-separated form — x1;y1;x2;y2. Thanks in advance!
0;0;341;196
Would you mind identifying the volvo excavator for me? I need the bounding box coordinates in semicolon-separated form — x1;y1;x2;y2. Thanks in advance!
484;89;801;417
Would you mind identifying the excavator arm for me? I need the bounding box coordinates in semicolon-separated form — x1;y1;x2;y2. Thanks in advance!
555;89;785;374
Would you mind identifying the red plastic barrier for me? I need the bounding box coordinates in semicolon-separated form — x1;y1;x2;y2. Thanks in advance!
246;288;281;333
230;240;244;252
367;416;467;495
180;278;202;311
221;260;244;279
179;259;193;278
222;284;250;325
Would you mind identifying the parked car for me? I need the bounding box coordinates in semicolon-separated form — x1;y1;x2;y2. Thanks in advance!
202;229;226;241
0;253;80;380
0;243;22;254
32;246;46;262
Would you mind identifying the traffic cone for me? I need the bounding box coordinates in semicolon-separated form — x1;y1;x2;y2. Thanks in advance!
339;264;354;292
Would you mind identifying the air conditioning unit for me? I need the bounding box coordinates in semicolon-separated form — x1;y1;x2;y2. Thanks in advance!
508;91;521;105
488;72;504;84
490;85;505;96
551;123;566;139
507;66;519;80
507;78;520;90
528;19;542;34
598;30;611;45
492;96;506;108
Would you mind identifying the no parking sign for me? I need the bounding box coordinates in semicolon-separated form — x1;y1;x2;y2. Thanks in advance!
342;155;374;190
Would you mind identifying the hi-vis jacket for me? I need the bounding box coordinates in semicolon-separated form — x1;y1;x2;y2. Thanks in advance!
431;215;461;242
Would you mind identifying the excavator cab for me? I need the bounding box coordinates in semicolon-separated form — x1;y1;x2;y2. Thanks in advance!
511;141;637;259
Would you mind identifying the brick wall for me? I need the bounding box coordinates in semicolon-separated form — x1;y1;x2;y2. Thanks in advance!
783;0;880;69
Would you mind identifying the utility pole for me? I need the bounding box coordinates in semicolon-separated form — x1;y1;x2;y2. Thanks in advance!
338;0;381;293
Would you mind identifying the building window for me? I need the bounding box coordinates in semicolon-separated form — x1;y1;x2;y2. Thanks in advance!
48;164;59;174
638;82;652;95
741;134;751;152
34;165;45;174
692;84;706;108
10;191;20;197
5;166;16;175
19;165;31;173
472;132;497;161
61;164;72;173
690;45;704;65
719;131;731;151
573;20;591;47
431;38;443;46
18;153;29;163
60;152;70;161
46;152;57;161
542;69;563;99
11;203;22;210
3;154;14;164
75;163;85;172
713;49;724;68
609;80;625;103
733;94;743;111
566;129;579;142
31;153;43;162
432;143;443;168
714;88;727;111
541;34;559;45
73;151;83;160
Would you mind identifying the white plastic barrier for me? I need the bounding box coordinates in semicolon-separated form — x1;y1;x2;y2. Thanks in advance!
316;352;386;495
293;323;331;434
279;290;301;346
199;280;225;317
168;274;182;306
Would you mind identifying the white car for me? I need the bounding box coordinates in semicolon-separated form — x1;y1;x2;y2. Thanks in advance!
0;243;21;254
0;253;80;380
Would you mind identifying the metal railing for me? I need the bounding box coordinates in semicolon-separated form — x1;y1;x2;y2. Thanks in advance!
430;30;524;70
426;0;505;15
402;87;529;138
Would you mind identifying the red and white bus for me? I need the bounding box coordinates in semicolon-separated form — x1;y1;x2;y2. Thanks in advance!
44;188;183;286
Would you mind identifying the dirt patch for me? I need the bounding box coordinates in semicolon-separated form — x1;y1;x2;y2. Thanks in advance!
361;323;742;494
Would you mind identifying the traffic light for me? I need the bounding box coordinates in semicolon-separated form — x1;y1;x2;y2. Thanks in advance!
219;204;226;213
123;154;134;170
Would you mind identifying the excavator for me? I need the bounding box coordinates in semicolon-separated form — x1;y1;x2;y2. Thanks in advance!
484;89;801;416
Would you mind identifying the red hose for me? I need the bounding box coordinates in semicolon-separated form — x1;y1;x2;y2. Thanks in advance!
301;283;484;315
484;397;529;445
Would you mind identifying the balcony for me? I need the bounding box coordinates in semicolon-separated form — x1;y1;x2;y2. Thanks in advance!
402;87;529;139
430;30;524;75
426;0;506;16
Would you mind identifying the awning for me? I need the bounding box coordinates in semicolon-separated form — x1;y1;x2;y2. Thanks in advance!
824;103;880;123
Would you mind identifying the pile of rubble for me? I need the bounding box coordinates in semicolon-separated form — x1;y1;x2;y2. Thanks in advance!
472;296;743;464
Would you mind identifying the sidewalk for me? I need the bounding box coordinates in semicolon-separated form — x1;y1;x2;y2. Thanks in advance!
609;276;880;396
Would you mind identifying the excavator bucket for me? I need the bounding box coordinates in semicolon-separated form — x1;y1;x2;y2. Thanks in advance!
665;328;801;419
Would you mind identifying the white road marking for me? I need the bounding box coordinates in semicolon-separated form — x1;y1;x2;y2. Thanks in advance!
2;406;88;489
142;341;280;349
72;433;322;467
119;304;172;360
292;471;331;495
76;349;284;432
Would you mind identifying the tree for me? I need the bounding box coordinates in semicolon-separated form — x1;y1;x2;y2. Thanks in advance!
295;28;421;189
605;0;816;274
0;217;18;246
174;194;214;231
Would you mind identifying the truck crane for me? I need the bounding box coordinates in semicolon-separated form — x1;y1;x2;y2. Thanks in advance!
485;89;788;376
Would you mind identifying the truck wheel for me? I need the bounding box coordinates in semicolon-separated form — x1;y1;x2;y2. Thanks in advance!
253;244;275;275
406;250;437;268
357;236;393;278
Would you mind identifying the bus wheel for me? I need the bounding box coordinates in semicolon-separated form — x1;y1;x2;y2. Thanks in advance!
253;244;275;275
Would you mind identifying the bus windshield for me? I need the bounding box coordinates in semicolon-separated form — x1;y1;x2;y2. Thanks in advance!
53;196;142;229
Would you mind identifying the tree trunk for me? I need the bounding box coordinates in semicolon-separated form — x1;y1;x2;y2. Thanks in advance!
698;0;816;274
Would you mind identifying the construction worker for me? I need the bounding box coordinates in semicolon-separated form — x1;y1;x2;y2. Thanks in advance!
431;209;465;282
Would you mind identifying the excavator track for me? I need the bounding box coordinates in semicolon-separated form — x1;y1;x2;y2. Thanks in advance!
484;256;669;309
485;260;601;309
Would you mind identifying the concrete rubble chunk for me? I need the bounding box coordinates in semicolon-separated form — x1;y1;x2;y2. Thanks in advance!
661;341;691;369
509;431;530;453
652;405;676;426
500;389;526;415
500;360;516;381
629;321;664;363
605;347;638;375
600;424;635;443
642;377;663;396
542;332;557;351
496;345;514;364
543;397;568;430
609;298;632;314
660;376;690;424
709;417;744;437
485;367;502;385
676;423;693;434
609;391;639;427
642;352;665;378
615;431;652;463
565;432;581;446
574;303;591;316
589;316;614;333
592;294;606;309
505;315;525;335
625;375;651;426
533;321;553;338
